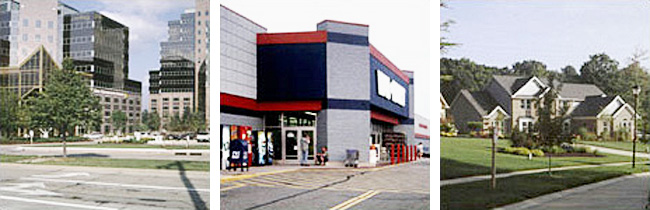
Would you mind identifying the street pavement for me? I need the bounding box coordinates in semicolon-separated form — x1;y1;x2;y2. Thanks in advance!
0;144;209;161
0;163;210;210
220;159;430;210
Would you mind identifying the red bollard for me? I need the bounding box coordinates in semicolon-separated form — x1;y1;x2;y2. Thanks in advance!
398;144;402;163
413;145;417;160
391;144;395;165
407;145;411;161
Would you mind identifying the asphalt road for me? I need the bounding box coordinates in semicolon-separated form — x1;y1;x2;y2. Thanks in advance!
220;159;430;210
0;163;210;210
0;144;209;161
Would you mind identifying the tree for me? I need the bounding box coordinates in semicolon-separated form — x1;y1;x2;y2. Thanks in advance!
110;110;127;136
580;53;619;94
440;1;457;53
29;58;101;157
512;60;548;78
0;89;20;138
535;74;570;175
187;111;206;134
440;58;510;100
146;111;161;131
165;113;183;132
560;65;580;83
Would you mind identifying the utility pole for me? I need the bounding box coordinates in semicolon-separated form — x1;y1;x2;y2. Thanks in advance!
491;125;497;189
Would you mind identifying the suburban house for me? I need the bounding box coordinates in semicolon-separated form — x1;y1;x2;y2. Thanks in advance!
449;75;636;138
441;94;451;123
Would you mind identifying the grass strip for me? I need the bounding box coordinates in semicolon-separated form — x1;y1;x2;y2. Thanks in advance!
0;155;209;171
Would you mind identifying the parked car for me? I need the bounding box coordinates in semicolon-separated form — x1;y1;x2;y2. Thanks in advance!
166;134;181;140
83;132;104;140
197;132;209;142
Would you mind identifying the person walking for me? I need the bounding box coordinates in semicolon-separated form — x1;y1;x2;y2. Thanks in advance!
300;134;311;166
417;142;424;158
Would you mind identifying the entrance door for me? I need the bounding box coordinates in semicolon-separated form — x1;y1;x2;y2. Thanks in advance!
282;128;316;163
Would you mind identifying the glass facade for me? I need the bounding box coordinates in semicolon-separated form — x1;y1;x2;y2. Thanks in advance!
63;12;129;90
0;47;58;98
160;11;195;61
149;56;195;94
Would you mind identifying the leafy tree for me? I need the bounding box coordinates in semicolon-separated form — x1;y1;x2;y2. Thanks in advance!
187;111;206;133
440;1;457;53
29;58;101;157
512;60;548;78
580;53;619;93
165;112;183;132
560;65;581;83
0;89;20;138
440;58;510;100
535;74;570;175
146;111;161;131
110;110;127;135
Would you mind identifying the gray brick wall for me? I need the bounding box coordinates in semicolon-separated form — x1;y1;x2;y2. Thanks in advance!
326;42;370;100
323;109;371;163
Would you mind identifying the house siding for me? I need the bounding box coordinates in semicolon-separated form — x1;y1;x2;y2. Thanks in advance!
450;94;482;133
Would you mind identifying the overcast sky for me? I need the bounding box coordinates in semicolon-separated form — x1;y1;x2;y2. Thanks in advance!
221;0;431;118
61;0;195;109
441;0;650;71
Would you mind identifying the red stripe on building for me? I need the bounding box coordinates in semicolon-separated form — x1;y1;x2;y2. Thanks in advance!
370;110;399;125
317;19;369;27
221;93;322;111
257;31;327;45
221;93;257;110
415;133;430;139
370;44;410;84
419;124;428;129
258;101;321;111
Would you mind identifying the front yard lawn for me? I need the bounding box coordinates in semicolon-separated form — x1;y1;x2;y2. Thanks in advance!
441;164;648;209
442;137;644;179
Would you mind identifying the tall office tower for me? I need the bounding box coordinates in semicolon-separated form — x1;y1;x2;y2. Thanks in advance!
150;9;198;123
148;56;195;122
160;9;195;61
12;0;61;65
195;0;209;124
63;11;141;135
64;11;129;90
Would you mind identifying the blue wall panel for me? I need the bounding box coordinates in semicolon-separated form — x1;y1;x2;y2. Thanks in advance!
369;56;409;118
257;43;327;101
327;32;369;46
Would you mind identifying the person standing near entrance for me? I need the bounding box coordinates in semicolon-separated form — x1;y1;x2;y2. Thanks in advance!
300;135;311;166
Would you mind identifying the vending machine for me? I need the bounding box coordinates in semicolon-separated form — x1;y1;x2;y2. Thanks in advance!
266;131;274;165
256;131;267;166
221;126;230;170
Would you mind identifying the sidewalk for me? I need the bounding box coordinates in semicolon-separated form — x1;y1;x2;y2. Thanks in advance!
220;158;426;183
441;161;649;186
579;144;650;158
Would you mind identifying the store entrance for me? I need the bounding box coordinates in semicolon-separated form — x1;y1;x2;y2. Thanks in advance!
283;128;316;162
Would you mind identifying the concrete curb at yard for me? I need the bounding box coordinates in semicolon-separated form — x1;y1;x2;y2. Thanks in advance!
494;172;650;210
16;146;210;154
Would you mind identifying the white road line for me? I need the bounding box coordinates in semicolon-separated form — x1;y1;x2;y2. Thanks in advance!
0;195;118;210
21;177;210;193
32;172;91;179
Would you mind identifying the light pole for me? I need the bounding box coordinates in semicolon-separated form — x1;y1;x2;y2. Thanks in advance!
633;85;640;168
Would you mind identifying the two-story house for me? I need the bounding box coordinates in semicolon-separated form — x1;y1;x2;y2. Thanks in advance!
450;75;636;138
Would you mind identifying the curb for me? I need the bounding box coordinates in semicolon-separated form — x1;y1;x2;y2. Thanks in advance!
494;172;650;210
220;168;300;183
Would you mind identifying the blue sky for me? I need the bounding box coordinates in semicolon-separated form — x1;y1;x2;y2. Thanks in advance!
441;0;650;71
61;0;195;108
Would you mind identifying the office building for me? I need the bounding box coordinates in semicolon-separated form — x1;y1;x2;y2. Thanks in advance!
195;0;209;123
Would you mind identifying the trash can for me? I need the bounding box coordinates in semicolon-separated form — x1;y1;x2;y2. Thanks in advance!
345;149;359;168
228;139;249;171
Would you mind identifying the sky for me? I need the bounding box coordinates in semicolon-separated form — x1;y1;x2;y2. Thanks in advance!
221;0;431;117
60;0;195;109
441;0;650;71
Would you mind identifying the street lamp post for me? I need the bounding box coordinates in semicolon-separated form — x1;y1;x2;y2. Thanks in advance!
633;85;640;168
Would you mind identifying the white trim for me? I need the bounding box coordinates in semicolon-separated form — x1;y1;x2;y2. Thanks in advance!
612;103;641;119
512;76;547;97
596;96;624;118
441;94;450;108
483;106;510;119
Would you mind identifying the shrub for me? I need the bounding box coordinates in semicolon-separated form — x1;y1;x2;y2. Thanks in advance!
577;127;589;140
584;132;597;141
600;130;611;141
503;147;535;156
542;145;566;154
573;146;588;153
531;149;544;157
515;147;531;156
615;129;630;142
467;121;483;132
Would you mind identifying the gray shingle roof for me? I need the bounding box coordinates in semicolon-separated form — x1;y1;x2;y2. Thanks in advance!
492;75;604;100
459;89;502;116
571;95;616;117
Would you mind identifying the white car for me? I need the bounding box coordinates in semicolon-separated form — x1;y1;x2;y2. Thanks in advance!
196;132;209;142
83;132;103;140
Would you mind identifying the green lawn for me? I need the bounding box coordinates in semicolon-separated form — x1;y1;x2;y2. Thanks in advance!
441;165;648;209
33;143;209;150
578;140;650;153
0;155;209;171
441;137;644;180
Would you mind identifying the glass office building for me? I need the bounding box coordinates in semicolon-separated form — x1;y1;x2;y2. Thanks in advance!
160;10;195;61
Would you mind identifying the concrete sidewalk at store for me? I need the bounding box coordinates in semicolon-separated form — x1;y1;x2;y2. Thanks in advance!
220;158;426;183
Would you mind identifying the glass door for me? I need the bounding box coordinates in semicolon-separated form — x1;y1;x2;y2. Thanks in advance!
301;130;315;160
285;130;298;160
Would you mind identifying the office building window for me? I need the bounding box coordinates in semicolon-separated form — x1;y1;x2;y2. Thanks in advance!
35;20;41;28
35;34;40;42
47;35;53;43
22;19;27;27
205;11;209;16
105;111;110;116
114;98;119;103
22;34;27;41
105;97;110;102
48;21;53;29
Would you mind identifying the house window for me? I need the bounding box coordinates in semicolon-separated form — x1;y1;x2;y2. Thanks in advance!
521;99;532;109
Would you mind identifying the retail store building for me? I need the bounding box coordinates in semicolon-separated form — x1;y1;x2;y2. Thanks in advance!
221;5;415;167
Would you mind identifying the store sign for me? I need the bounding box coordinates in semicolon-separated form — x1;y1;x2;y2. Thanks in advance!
376;69;406;107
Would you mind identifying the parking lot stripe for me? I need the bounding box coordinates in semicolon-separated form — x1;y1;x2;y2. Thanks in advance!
220;183;246;191
21;177;209;192
329;190;379;210
0;195;118;210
